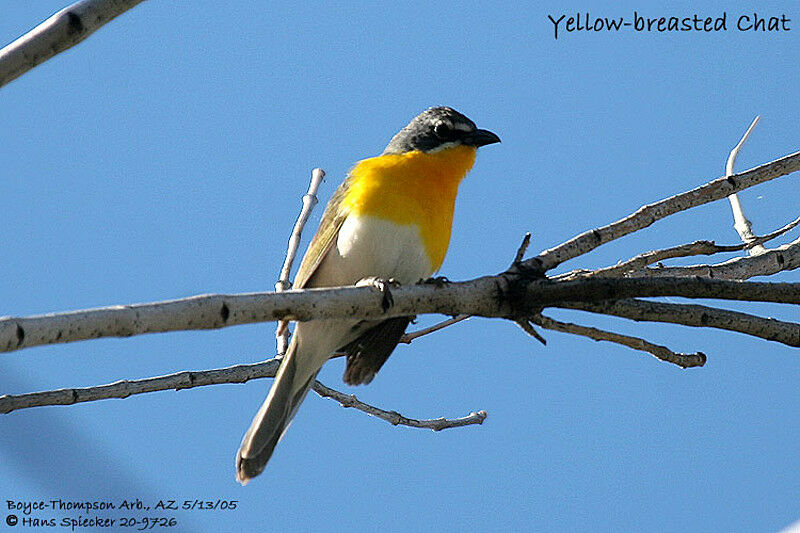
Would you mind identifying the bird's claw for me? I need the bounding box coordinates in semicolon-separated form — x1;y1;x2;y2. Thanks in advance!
356;277;399;312
422;276;450;288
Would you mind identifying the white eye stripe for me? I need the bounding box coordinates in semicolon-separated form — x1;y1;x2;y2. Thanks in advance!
435;120;474;133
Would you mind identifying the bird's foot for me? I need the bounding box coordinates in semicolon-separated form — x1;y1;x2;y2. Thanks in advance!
356;277;400;312
421;275;450;287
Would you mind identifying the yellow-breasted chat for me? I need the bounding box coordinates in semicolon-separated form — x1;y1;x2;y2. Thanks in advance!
236;106;500;483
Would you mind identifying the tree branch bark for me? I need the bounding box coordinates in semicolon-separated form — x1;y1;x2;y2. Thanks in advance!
0;357;486;431
576;215;800;279
634;234;800;280
526;151;800;272
558;299;800;347
3;275;800;354
0;0;146;89
530;313;706;368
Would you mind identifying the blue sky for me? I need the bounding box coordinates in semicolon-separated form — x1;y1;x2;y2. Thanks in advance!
1;1;798;531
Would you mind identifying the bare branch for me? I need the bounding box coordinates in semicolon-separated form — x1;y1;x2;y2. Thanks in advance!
0;357;485;430
753;215;800;248
512;232;532;266
0;0;146;90
3;275;800;354
524;276;800;307
275;168;325;355
311;382;487;431
530;314;706;368
585;240;747;279
399;315;470;344
0;359;280;414
514;319;547;345
276;168;325;289
7;297;793;415
639;234;800;280
580;216;800;279
559;299;800;347
727;116;766;254
527;150;800;272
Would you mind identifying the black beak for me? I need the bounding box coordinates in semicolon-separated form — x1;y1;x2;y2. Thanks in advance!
462;128;501;147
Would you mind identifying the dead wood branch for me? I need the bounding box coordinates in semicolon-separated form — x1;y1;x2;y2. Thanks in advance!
530;314;706;368
0;0;146;89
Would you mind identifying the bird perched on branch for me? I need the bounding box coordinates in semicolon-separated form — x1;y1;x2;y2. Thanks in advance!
236;106;500;483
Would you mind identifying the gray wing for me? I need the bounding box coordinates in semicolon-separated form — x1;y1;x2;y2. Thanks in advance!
293;175;353;290
339;317;412;385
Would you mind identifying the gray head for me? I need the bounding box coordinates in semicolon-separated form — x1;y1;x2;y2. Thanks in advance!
383;106;500;155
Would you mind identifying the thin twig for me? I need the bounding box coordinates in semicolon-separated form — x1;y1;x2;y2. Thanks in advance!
583;240;745;278
558;299;800;347
580;215;800;279
397;233;530;345
0;0;147;89
312;381;487;431
750;214;800;247
399;315;470;344
636;233;800;280
557;217;800;281
514;319;547;345
512;232;532;266
727;116;766;255
275;168;325;354
0;359;281;414
398;235;537;345
530;314;706;368
0;357;485;430
526;150;800;272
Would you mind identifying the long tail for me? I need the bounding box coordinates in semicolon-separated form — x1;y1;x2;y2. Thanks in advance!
236;339;319;484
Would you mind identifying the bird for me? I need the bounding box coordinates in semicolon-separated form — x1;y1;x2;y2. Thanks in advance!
236;106;500;484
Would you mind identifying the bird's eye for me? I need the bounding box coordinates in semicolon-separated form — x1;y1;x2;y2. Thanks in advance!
434;122;451;138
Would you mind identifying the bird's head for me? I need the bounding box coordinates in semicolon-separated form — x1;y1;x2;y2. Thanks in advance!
383;106;500;155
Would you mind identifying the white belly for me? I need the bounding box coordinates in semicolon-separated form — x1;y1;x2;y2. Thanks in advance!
309;214;434;288
293;214;436;361
337;214;434;283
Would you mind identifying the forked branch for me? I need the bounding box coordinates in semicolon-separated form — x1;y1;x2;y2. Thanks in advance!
0;357;486;431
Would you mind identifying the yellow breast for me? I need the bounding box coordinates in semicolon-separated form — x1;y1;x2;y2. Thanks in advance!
341;145;477;271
